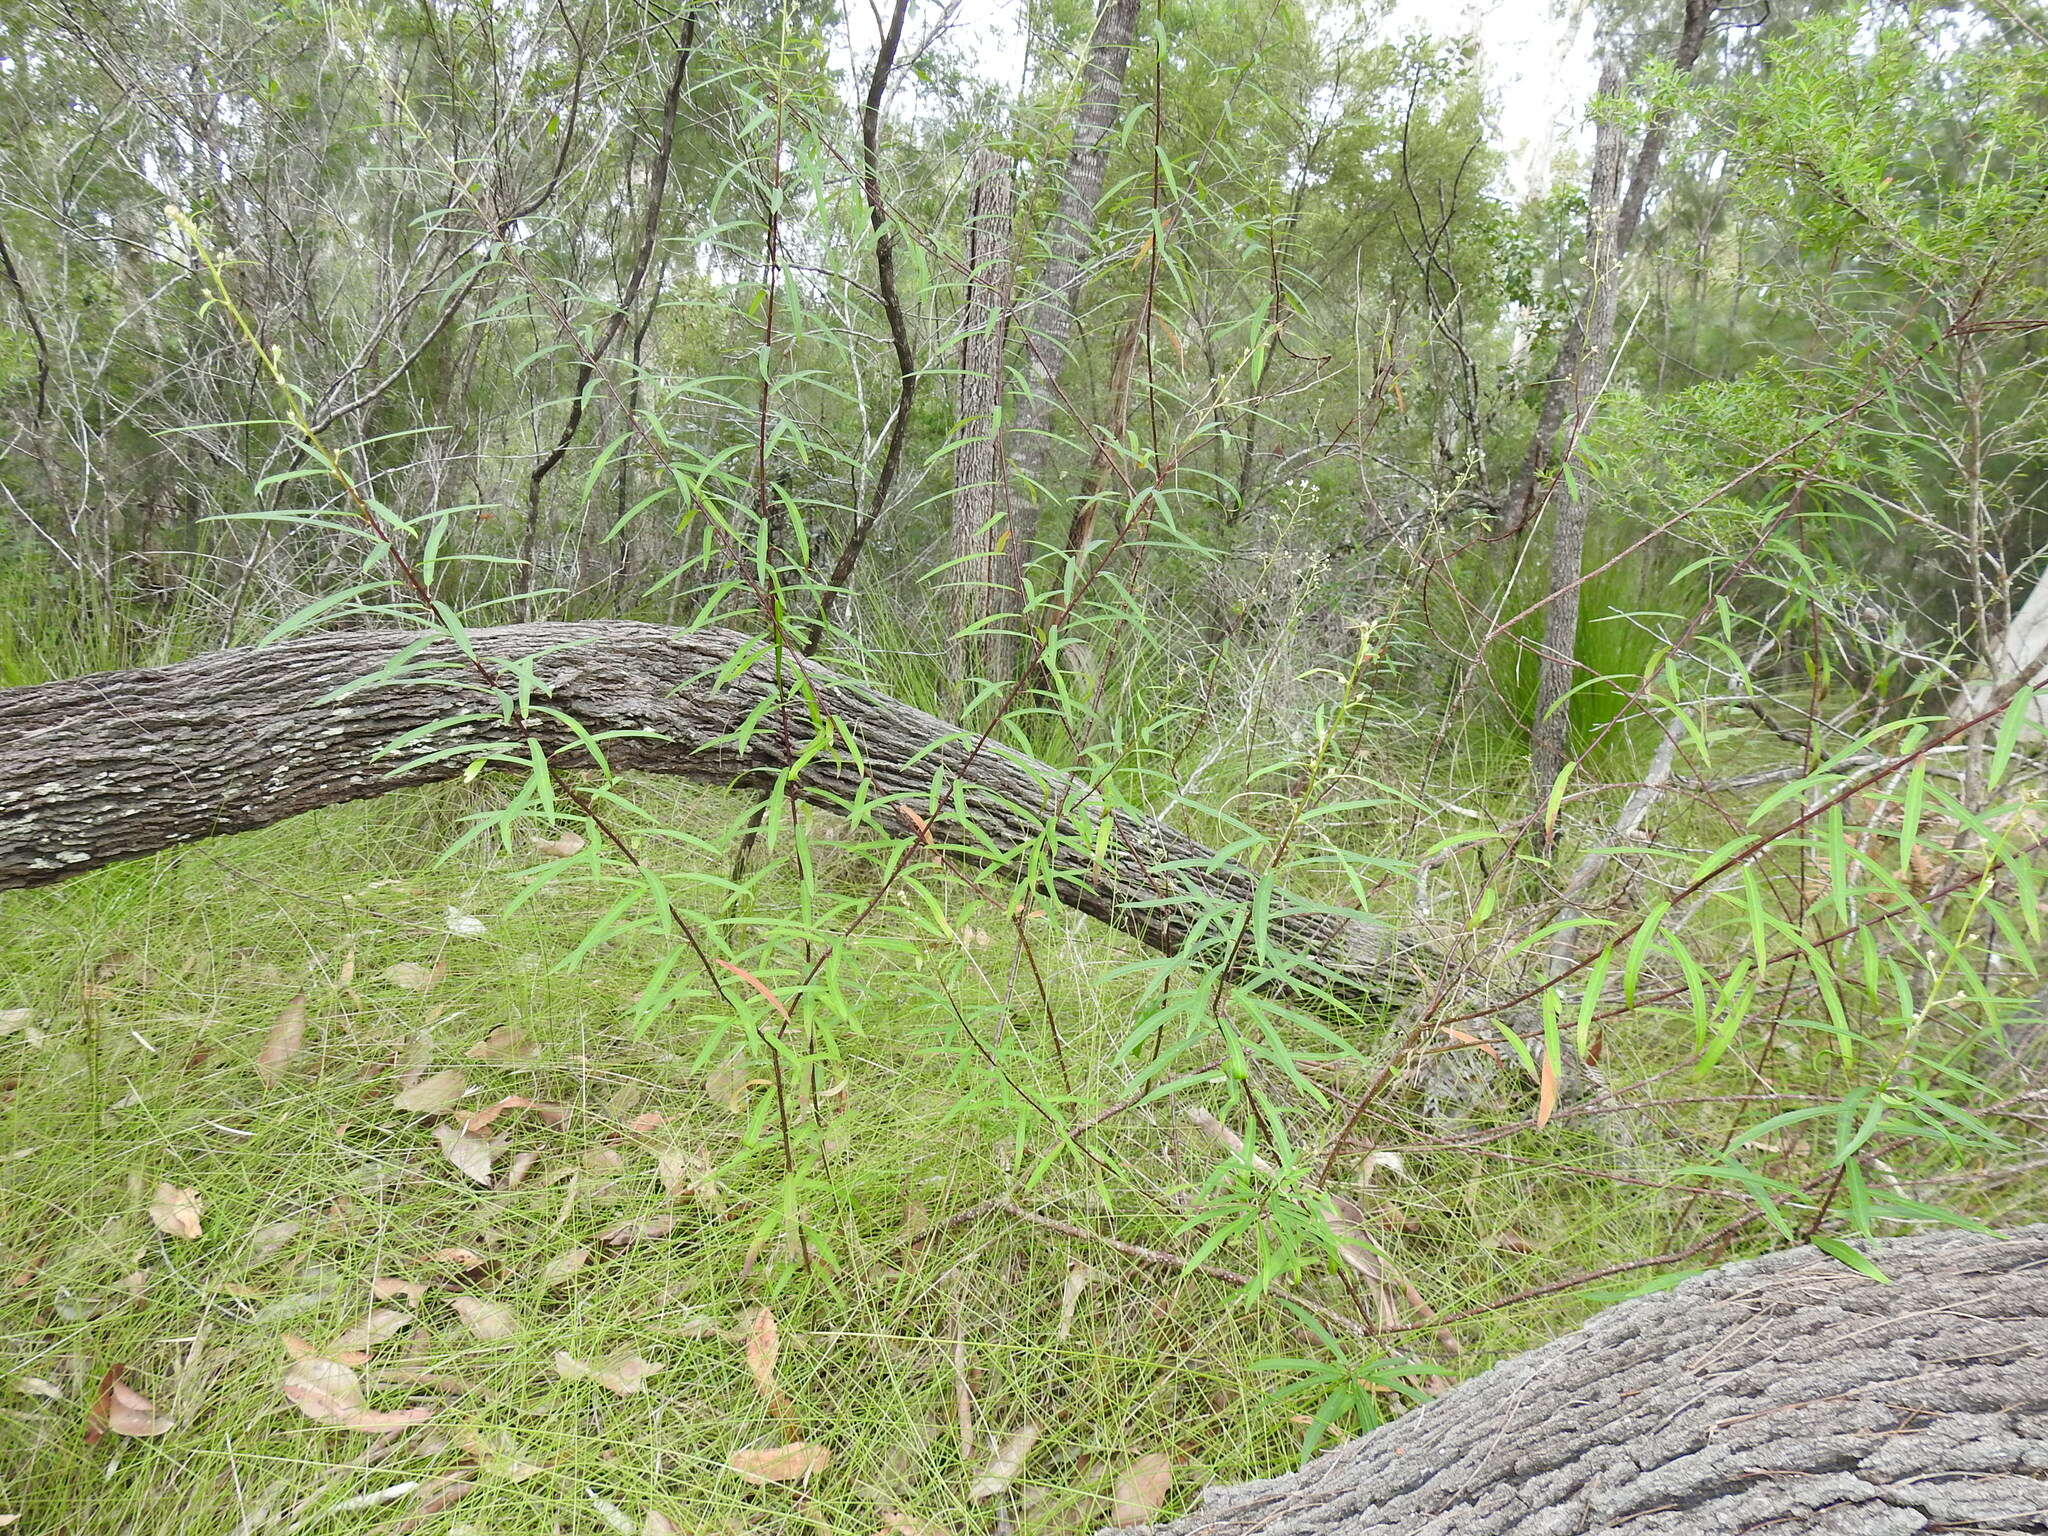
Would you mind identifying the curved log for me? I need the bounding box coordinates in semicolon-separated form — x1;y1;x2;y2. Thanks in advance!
0;622;1418;1005
1126;1225;2048;1535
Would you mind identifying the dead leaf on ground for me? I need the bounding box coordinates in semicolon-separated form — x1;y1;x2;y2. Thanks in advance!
450;1297;519;1341
14;1377;61;1400
597;1214;676;1247
703;1060;751;1113
528;829;586;858
147;1183;204;1240
466;1025;538;1063
743;1305;780;1402
1058;1262;1101;1341
393;1069;468;1114
280;1356;435;1432
728;1441;831;1485
372;1277;426;1304
552;1351;662;1396
539;1248;590;1287
968;1424;1041;1503
641;1512;680;1536
255;993;308;1087
444;907;488;938
106;1381;175;1437
1110;1452;1173;1527
433;1124;501;1186
330;1308;414;1354
382;959;447;993
875;1516;954;1536
246;1219;301;1260
410;1474;474;1517
461;1095;567;1134
453;1425;545;1481
657;1147;723;1209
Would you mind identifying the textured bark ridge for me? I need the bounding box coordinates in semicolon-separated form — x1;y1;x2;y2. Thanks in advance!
1125;1226;2048;1535
0;622;1417;1005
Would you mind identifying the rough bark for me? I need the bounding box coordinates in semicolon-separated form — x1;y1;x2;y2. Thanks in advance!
949;151;1023;711
1503;0;1714;535
1008;0;1143;547
0;622;1418;1008
1530;69;1627;812
1121;1224;2048;1536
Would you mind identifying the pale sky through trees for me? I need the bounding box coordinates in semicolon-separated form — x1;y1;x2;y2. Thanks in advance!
837;0;1597;200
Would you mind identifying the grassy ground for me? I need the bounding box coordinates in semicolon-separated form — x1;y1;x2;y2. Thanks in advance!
4;620;2044;1534
0;770;1667;1536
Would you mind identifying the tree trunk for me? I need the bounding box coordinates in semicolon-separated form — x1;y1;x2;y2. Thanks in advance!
1008;0;1143;547
1529;69;1627;815
1502;0;1713;535
804;0;917;650
949;151;1023;713
1122;1224;2048;1535
0;623;1417;1009
1954;556;2048;735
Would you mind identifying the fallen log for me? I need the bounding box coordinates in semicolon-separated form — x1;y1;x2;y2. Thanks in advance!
0;622;1419;1006
1122;1224;2048;1535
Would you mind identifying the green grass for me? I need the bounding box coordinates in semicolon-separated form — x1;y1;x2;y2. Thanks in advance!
5;637;2045;1534
0;772;1669;1535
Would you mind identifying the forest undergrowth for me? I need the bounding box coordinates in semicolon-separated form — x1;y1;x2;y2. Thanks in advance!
4;0;2047;1528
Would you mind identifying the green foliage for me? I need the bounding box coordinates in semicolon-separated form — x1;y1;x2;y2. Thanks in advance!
3;0;2047;1529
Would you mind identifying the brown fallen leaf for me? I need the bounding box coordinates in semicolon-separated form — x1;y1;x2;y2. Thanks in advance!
107;1381;175;1437
1535;1039;1560;1131
147;1183;204;1240
743;1305;779;1401
393;1069;468;1114
466;1025;538;1063
657;1147;723;1209
552;1350;662;1396
280;1356;435;1432
728;1441;831;1485
425;1247;490;1272
539;1247;590;1287
382;959;447;993
246;1219;302;1260
597;1214;676;1247
461;1095;568;1134
255;993;308;1087
1057;1261;1101;1341
330;1308;414;1354
528;829;586;858
410;1474;474;1517
1110;1452;1173;1527
450;1297;519;1341
432;1123;501;1186
968;1424;1040;1503
372;1277;427;1305
875;1516;954;1536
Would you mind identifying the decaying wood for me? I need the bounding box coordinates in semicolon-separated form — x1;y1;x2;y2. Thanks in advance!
0;622;1418;1008
1118;1224;2048;1536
